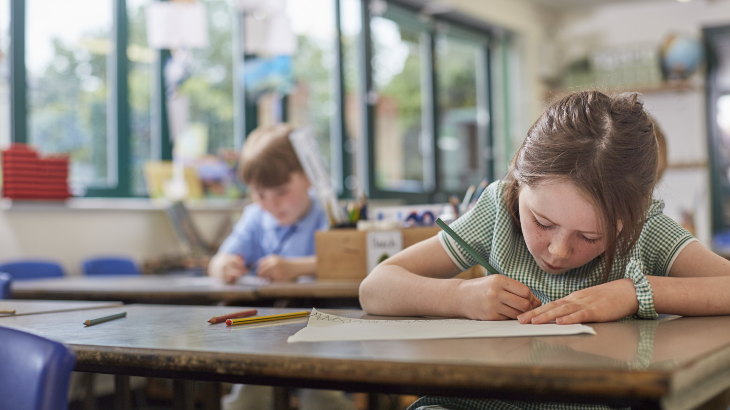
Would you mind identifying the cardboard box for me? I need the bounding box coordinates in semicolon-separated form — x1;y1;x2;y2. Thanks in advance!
316;226;485;281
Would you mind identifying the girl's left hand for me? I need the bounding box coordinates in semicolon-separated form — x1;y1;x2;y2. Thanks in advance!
257;255;296;282
517;279;639;325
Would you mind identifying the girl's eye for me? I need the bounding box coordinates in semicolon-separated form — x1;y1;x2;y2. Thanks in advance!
533;218;551;231
582;236;600;244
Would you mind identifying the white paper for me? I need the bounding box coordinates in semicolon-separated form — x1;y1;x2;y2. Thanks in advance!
287;309;596;343
146;2;209;49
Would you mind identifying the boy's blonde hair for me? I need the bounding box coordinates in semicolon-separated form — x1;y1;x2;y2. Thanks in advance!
239;124;304;188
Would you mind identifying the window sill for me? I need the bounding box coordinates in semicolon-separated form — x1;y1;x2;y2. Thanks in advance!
0;197;249;212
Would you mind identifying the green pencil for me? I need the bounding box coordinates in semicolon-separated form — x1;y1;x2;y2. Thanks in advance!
435;218;499;275
84;312;127;326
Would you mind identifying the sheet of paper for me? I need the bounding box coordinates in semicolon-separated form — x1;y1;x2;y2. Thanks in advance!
288;309;596;343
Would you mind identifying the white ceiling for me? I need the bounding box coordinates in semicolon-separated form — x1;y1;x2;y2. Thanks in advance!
523;0;682;11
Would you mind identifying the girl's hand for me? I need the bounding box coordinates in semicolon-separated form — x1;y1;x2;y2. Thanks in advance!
257;255;297;282
455;275;542;320
517;278;639;325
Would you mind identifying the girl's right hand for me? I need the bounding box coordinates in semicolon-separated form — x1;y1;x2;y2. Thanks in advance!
455;275;541;320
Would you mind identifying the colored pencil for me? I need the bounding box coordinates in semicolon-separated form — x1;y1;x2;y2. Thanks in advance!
226;311;310;326
208;308;258;324
435;218;498;275
0;309;16;314
84;312;127;326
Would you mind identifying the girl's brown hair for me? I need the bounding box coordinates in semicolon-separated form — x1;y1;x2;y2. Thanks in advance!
505;91;658;277
239;124;304;188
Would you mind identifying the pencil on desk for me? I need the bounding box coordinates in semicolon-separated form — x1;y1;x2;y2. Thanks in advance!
226;311;309;326
208;308;258;324
0;309;16;314
84;312;127;326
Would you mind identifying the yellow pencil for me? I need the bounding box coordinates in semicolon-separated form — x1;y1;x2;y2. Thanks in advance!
0;309;16;314
226;311;310;326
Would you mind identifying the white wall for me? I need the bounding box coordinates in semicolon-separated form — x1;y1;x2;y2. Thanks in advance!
0;203;238;276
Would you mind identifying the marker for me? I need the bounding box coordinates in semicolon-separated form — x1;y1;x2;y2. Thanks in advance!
208;308;258;324
435;218;498;275
0;309;16;314
84;312;127;326
226;311;310;326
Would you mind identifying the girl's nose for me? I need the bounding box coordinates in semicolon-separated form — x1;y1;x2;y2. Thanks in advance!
548;233;571;259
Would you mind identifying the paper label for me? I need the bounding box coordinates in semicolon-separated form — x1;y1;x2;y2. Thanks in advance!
366;230;403;273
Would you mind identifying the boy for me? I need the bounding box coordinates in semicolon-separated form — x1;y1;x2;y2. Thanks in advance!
209;124;353;410
208;123;328;283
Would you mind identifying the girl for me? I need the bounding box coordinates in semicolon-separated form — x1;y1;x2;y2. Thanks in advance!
359;91;730;410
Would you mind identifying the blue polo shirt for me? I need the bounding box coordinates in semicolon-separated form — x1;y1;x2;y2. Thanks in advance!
217;192;328;272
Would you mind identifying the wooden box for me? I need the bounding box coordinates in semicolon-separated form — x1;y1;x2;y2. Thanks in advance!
315;226;485;282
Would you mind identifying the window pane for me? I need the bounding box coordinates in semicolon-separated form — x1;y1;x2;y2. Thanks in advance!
0;0;9;149
26;0;113;190
371;16;424;192
340;0;362;193
127;0;154;196
286;0;335;171
436;35;483;193
176;0;234;155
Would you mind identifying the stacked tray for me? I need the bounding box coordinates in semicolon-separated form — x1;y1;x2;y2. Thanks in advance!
1;144;71;200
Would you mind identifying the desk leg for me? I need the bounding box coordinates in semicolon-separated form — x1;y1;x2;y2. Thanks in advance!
173;379;196;410
202;382;222;410
114;375;131;410
273;386;290;410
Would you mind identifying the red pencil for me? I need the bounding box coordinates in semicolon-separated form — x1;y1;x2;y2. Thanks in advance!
207;308;258;324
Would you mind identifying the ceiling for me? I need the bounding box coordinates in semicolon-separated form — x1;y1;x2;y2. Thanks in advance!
523;0;683;11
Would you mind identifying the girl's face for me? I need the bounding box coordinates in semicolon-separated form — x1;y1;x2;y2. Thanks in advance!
250;172;312;226
518;180;607;275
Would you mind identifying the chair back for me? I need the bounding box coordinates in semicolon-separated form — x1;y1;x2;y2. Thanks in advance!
82;257;140;276
0;327;76;410
0;273;11;299
0;261;65;281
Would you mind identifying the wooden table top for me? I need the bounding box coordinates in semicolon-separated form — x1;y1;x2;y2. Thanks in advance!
1;304;730;409
10;275;361;303
0;300;123;317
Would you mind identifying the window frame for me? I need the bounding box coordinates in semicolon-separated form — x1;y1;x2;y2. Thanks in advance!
7;0;499;202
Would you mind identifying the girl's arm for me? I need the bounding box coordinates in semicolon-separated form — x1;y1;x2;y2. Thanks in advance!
650;241;730;316
359;236;540;319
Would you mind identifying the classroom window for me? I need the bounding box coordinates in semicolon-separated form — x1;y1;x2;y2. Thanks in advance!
436;33;488;193
0;0;9;150
370;13;426;192
285;0;336;171
127;0;154;196
175;0;235;156
26;0;114;191
340;0;362;193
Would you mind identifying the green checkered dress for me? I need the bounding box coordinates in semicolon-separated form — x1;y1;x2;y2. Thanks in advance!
412;180;695;410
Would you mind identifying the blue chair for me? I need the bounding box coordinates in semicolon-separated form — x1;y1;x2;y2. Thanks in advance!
0;261;65;281
0;273;11;299
0;327;76;410
82;257;140;276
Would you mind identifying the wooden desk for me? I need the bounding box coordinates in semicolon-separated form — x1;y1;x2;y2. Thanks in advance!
0;300;123;316
10;274;259;304
10;275;361;305
2;304;730;409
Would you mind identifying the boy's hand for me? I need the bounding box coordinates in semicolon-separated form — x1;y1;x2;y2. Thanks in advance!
257;255;298;282
208;253;248;284
455;274;542;320
517;278;639;325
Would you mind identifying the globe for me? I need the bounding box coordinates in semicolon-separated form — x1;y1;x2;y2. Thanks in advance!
660;33;704;80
